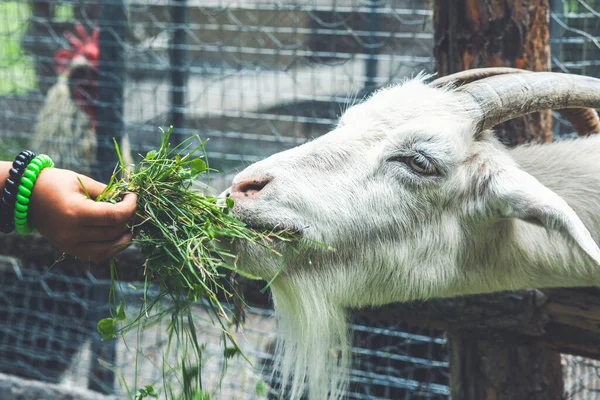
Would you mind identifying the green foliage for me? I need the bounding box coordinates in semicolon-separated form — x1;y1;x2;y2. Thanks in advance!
95;126;301;398
563;0;596;15
0;138;31;161
0;2;36;95
255;380;266;396
0;2;73;95
53;4;74;21
97;302;126;340
189;158;207;175
223;347;239;359
97;318;117;341
135;385;158;399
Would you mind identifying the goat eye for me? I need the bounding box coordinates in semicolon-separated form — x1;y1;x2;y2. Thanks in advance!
408;155;437;175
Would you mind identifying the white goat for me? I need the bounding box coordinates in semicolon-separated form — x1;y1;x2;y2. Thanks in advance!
223;69;600;400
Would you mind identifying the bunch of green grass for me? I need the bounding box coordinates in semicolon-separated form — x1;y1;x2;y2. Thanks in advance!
94;127;297;398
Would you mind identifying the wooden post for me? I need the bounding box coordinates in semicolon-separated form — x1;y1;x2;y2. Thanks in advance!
433;1;563;399
448;334;564;399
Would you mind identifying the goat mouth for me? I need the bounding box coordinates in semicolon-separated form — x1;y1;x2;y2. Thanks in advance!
243;222;305;238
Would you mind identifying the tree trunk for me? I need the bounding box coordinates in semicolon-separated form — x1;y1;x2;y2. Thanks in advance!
433;1;564;399
434;0;552;146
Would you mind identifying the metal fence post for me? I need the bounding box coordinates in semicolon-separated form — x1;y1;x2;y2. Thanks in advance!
550;0;565;68
550;0;565;139
96;0;127;183
88;281;117;394
170;0;188;143
89;0;128;393
364;0;381;93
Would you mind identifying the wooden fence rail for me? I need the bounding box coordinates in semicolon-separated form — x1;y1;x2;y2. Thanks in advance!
355;288;600;360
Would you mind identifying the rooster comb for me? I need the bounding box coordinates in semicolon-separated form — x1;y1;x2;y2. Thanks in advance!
54;23;99;74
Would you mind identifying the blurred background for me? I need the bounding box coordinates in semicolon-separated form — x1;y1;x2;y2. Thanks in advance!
0;0;598;399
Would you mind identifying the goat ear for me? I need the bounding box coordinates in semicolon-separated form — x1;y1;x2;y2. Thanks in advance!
490;167;600;265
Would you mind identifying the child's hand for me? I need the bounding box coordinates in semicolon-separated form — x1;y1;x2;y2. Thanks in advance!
28;168;138;262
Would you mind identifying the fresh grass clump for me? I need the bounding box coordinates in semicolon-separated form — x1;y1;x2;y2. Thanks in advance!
95;126;297;398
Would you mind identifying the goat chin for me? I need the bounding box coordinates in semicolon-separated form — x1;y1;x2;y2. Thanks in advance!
269;273;350;400
228;239;350;399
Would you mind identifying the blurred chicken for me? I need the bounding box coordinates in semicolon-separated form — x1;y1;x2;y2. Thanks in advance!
31;24;132;176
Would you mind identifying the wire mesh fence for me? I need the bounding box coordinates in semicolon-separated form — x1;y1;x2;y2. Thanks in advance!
552;3;600;397
0;0;599;399
551;0;600;138
0;253;449;399
0;0;436;182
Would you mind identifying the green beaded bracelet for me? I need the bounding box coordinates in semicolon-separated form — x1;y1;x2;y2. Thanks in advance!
13;154;54;235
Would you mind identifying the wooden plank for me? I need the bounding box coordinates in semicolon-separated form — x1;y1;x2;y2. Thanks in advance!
352;288;600;360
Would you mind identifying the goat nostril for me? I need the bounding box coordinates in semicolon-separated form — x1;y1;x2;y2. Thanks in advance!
243;180;269;193
231;177;271;197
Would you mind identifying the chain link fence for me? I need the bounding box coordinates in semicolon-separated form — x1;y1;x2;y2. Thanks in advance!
0;0;599;399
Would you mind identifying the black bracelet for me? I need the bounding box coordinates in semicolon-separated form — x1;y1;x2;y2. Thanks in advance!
0;150;36;233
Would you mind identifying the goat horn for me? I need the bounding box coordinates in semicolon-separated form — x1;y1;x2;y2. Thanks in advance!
430;68;600;136
429;67;527;88
456;72;600;134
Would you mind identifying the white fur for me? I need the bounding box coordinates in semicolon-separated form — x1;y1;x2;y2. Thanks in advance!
225;74;600;399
